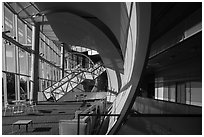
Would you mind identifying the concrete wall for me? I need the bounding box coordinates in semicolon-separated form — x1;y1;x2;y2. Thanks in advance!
132;97;202;114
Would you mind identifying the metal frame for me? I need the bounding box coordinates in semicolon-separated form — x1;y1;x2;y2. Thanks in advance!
42;62;106;101
2;34;62;70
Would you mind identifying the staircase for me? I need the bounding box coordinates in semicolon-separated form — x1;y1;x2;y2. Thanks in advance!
43;62;106;101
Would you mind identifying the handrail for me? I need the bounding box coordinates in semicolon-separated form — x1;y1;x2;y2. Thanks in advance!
77;113;120;135
130;113;202;117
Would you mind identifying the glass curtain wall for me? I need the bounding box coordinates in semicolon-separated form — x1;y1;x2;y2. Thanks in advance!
155;80;202;106
2;4;62;104
3;6;19;103
38;33;61;92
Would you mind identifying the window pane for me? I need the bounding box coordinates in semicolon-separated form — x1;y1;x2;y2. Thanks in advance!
4;6;15;37
6;44;15;72
191;82;202;106
39;61;42;78
155;88;158;99
19;49;28;75
27;27;32;44
7;73;15;102
163;86;168;101
186;82;191;104
2;40;6;71
28;54;31;75
20;75;28;100
4;7;16;72
157;87;164;100
18;19;26;44
169;84;176;102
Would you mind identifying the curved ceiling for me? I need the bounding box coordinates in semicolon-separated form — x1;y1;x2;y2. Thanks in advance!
35;2;124;74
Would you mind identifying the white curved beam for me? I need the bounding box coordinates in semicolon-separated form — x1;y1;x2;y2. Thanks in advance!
107;3;151;134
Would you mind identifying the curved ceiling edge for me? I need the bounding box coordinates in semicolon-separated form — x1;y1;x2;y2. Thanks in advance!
38;8;124;61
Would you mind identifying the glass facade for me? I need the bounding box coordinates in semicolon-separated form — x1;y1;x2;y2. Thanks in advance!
38;33;61;92
155;80;202;106
2;3;99;104
2;4;62;104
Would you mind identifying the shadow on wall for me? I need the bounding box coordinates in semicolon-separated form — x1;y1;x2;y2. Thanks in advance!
124;97;202;135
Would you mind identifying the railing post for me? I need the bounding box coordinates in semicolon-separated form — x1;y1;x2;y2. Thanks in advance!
77;114;80;135
77;113;120;135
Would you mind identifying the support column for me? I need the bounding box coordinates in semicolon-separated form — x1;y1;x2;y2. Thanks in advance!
2;56;7;106
30;23;40;102
181;84;186;103
25;24;30;100
147;73;155;99
67;56;69;70
14;14;20;100
60;44;65;78
2;2;7;106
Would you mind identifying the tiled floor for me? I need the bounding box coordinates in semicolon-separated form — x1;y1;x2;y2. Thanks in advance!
2;102;84;135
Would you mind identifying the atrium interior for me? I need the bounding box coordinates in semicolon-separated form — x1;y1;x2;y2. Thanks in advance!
1;2;202;135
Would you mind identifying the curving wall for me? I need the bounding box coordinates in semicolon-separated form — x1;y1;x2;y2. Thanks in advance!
107;3;151;134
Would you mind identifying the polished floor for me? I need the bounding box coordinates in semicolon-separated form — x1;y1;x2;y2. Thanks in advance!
117;113;202;135
2;101;201;135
